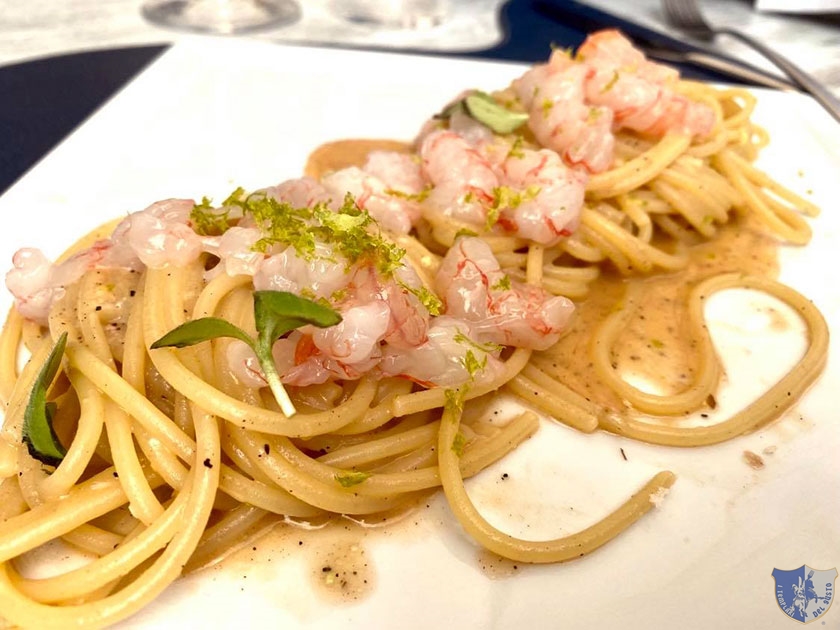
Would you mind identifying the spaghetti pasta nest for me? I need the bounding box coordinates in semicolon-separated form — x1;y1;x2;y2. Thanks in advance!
0;29;828;629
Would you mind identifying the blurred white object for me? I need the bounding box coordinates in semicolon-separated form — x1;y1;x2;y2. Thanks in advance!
755;0;840;13
331;0;448;28
141;0;300;34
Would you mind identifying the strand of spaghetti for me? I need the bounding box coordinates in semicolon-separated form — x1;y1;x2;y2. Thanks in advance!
579;221;633;271
587;134;690;198
185;503;269;573
77;349;319;517
251;410;539;499
714;149;812;244
317;421;441;468
599;274;829;446
650;180;717;238
0;334;53;446
91;507;139;537
658;165;731;223
538;275;593;300
303;410;431;456
38;371;104;500
217;465;323;517
228;426;407;514
591;279;720;416
62;523;124;556
580;209;687;272
9;480;192;604
192;272;253;383
670;156;741;210
0;468;140;563
103;399;165;526
120;280;148;394
145;267;379;436
0;400;220;629
392;348;532;418
67;344;196;460
726;150;819;217
76;271;117;370
506;363;603;432
0;308;22;404
329;397;401;435
437;397;676;562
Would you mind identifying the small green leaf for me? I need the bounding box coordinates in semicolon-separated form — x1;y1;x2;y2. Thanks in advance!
150;317;254;350
464;92;529;134
23;332;69;467
253;291;342;350
335;471;372;488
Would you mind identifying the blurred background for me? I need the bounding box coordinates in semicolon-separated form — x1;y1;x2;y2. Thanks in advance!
1;0;838;94
2;0;839;195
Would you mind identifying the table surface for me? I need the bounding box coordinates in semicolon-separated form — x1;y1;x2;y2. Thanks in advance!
1;0;839;92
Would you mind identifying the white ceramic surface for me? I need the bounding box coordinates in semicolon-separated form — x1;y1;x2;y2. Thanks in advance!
0;39;838;630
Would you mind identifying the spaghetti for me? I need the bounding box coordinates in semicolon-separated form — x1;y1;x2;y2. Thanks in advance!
0;29;829;629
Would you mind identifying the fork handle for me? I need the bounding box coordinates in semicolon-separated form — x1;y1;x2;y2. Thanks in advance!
720;28;840;124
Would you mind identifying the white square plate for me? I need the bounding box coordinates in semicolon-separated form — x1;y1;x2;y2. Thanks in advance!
1;38;838;630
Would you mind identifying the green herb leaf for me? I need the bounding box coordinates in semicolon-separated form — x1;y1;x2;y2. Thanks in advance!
335;471;372;488
464;92;529;134
22;332;69;467
253;291;342;349
151;292;341;419
253;291;342;418
150;317;254;350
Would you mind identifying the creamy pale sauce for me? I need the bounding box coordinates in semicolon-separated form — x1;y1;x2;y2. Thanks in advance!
204;498;432;604
538;214;779;412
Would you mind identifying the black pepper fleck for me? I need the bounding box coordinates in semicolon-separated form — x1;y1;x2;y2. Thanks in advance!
203;458;213;468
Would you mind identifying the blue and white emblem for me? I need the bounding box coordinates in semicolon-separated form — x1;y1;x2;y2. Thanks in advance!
772;565;837;623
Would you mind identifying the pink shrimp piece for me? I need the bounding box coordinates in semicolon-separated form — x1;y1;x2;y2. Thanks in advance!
419;130;499;224
514;57;615;173
435;237;574;350
111;198;203;269
498;147;587;244
321;166;417;235
279;332;381;387
5;248;65;324
263;177;334;209
363;151;426;195
252;242;349;300
201;226;263;278
227;331;381;389
579;30;714;137
344;264;430;350
311;300;390;364
6;238;143;324
380;316;505;388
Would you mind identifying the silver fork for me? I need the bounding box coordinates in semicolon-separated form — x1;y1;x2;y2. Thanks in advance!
661;0;840;123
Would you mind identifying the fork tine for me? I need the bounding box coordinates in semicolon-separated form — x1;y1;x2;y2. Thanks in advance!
661;0;714;39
